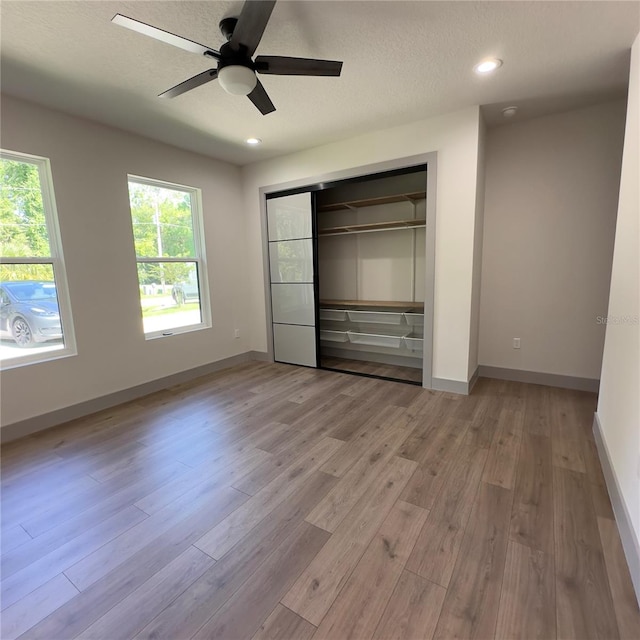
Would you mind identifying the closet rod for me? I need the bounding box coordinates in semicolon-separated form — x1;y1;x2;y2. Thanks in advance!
319;223;426;238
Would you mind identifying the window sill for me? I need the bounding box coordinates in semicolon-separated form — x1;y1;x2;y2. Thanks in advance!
0;345;78;371
144;321;211;341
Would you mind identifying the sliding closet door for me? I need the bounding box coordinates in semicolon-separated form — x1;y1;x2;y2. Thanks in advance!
267;192;317;367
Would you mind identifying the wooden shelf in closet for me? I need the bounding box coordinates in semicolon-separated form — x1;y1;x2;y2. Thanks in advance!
317;191;426;212
320;299;425;312
318;218;425;236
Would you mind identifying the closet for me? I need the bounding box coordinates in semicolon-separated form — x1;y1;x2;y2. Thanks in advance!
316;169;427;384
266;164;430;386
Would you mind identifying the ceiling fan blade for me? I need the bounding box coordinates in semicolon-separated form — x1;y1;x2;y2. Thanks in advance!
229;0;276;56
159;69;218;99
112;14;220;58
255;55;343;76
247;80;276;115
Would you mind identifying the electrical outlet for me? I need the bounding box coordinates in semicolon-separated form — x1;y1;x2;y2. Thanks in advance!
234;329;240;339
513;337;521;349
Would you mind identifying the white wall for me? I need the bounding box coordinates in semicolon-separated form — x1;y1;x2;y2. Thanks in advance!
468;115;487;378
0;95;249;428
243;107;483;384
479;99;627;379
597;33;640;596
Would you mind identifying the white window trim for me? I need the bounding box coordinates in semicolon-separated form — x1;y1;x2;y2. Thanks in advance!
127;174;211;339
0;149;77;370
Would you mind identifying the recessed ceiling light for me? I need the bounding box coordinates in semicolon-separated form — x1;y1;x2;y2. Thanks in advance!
246;137;262;145
474;58;503;74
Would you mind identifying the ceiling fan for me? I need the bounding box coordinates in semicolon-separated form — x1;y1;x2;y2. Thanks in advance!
112;0;343;115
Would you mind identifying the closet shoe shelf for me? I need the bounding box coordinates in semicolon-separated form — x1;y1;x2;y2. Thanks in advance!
403;312;424;326
347;330;409;349
404;336;424;353
347;310;405;324
319;302;424;354
320;329;350;343
319;309;348;321
319;329;424;352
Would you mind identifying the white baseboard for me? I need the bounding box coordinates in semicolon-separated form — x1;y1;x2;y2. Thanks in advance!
478;365;599;392
593;412;640;606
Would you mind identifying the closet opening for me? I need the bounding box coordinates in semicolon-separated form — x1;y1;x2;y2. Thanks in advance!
316;166;428;385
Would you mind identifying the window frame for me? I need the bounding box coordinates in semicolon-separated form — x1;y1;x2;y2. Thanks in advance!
127;174;212;339
0;149;77;369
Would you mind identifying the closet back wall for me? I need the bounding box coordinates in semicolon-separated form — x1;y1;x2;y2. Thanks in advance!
479;99;627;381
0;95;248;431
318;201;426;302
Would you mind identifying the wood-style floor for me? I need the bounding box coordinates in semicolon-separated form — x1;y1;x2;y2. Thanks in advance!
1;362;638;640
321;356;423;383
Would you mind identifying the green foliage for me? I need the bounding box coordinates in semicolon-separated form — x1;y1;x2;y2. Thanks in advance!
0;263;53;282
0;158;50;257
128;182;196;285
0;158;54;280
135;262;194;288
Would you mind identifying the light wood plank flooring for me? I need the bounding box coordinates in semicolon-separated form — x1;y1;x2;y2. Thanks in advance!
1;362;638;639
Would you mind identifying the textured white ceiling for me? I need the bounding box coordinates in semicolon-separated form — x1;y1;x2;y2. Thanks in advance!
1;1;638;165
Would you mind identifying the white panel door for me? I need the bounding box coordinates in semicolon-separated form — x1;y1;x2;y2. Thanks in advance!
267;192;312;240
267;191;316;367
273;324;316;367
271;283;316;325
269;239;314;282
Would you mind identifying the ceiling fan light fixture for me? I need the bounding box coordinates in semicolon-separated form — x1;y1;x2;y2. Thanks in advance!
218;64;257;95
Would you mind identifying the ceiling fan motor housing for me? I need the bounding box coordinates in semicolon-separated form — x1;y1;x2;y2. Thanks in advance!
219;17;238;42
217;42;255;71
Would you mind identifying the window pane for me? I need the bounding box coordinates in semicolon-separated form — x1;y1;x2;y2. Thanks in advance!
128;181;195;259
0;263;65;362
0;158;51;258
137;262;202;334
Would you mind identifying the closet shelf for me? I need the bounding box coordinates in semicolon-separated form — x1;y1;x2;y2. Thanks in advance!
318;218;425;236
347;310;404;325
319;329;424;353
404;337;424;353
320;300;425;313
317;191;426;212
348;331;409;349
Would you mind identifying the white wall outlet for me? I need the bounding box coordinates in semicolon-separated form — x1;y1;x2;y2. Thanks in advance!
234;328;240;339
513;337;521;349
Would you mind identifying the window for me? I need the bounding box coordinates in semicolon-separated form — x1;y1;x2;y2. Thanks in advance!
0;150;76;368
127;176;210;338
